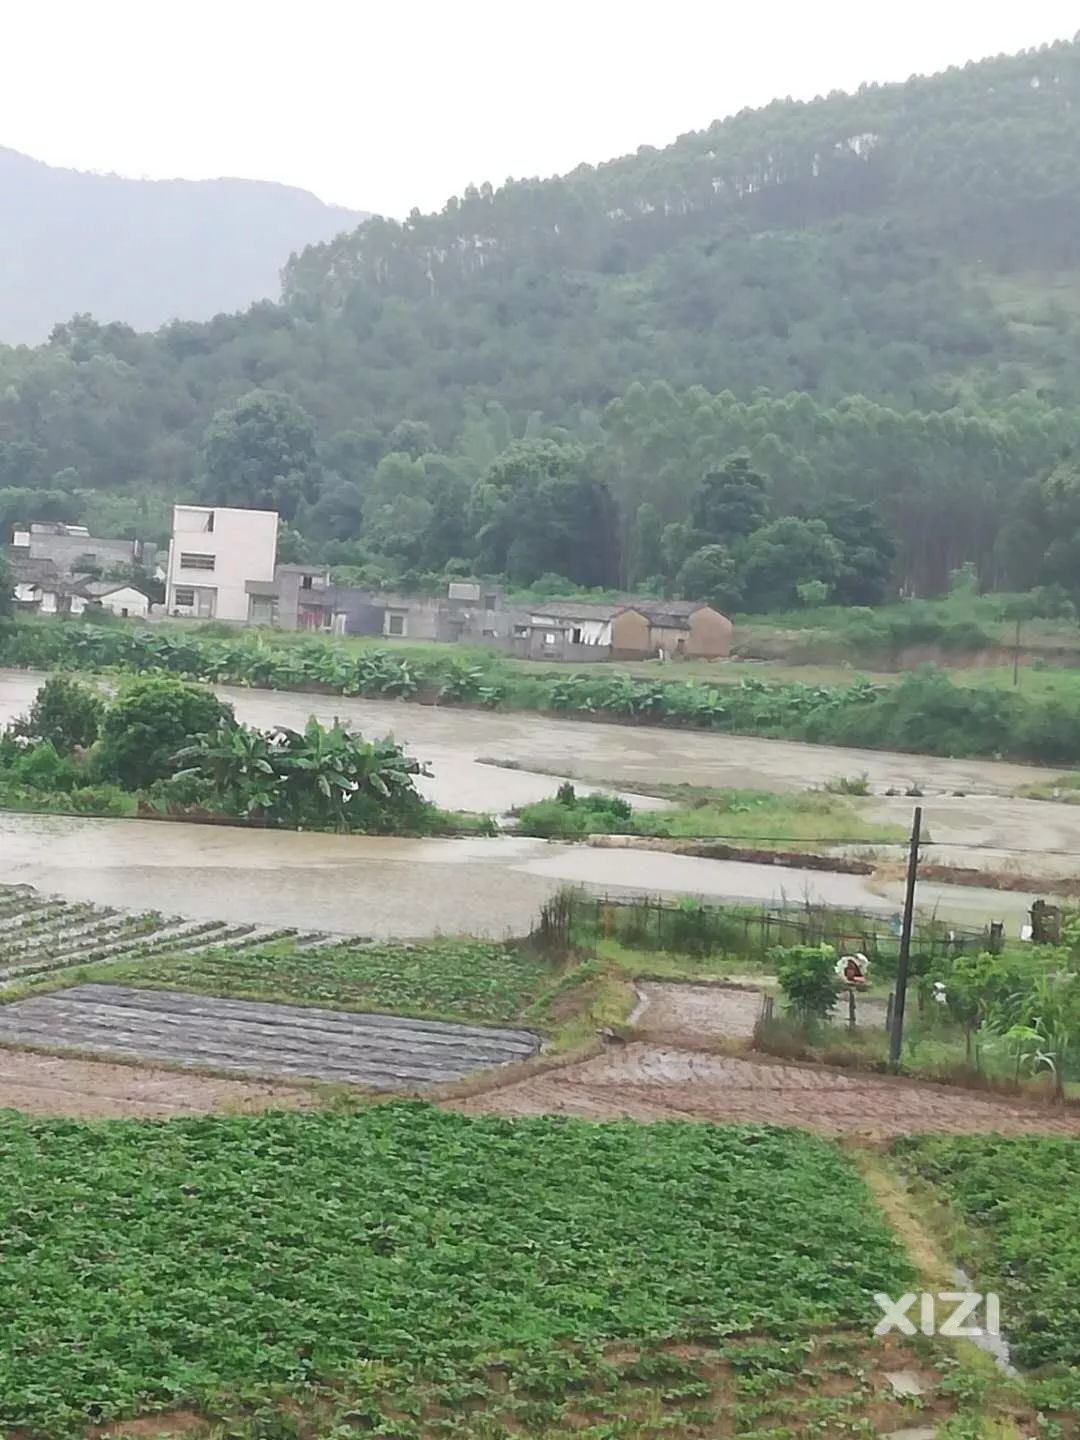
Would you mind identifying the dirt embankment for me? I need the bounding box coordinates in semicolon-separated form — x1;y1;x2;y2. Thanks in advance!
587;833;873;873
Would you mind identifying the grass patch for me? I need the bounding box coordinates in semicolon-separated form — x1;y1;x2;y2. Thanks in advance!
514;784;905;848
1015;771;1080;803
0;1105;915;1436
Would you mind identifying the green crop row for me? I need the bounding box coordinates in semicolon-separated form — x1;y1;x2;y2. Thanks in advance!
6;619;1080;763
895;1134;1080;1370
0;1105;912;1435
94;938;563;1025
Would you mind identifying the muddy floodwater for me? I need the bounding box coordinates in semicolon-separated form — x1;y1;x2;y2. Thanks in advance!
0;669;1064;807
0;669;1066;935
0;810;1037;936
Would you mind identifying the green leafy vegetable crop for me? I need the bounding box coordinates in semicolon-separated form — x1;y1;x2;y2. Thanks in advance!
96;939;554;1025
0;1106;911;1434
896;1134;1080;1369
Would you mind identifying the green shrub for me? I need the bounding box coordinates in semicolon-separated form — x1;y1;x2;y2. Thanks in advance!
773;944;838;1020
7;741;81;793
67;784;136;816
96;677;234;790
516;784;634;837
14;675;104;753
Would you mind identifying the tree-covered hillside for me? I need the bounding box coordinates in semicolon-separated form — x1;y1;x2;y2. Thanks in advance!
2;36;1080;603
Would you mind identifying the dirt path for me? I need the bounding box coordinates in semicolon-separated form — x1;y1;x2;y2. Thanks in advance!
455;1042;1080;1137
633;981;766;1040
0;1047;314;1119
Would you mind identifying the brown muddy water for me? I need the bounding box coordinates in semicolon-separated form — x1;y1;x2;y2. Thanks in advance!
0;669;1064;806
0;810;1036;937
0;670;1063;935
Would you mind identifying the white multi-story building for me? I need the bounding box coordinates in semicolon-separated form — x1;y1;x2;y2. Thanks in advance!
164;505;278;622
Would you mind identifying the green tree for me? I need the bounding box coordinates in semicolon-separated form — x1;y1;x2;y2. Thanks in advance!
690;456;769;542
817;497;896;605
200;389;321;521
739;518;842;612
15;676;103;753
772;944;838;1021
97;678;234;790
386;420;434;459
674;545;743;612
472;440;619;586
630;502;663;586
176;716;431;832
0;552;12;622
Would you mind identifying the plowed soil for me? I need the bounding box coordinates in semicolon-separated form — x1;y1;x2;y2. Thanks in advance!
0;1047;313;1119
456;1042;1080;1136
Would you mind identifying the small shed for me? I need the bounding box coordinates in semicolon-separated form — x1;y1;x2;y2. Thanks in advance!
77;580;151;619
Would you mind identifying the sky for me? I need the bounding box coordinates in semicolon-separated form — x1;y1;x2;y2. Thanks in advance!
1;0;1077;217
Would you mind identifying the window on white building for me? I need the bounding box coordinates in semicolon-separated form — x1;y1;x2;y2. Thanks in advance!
180;552;216;571
386;612;406;636
174;587;196;607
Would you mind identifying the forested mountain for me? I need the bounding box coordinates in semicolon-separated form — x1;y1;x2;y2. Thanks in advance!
2;36;1080;605
0;147;364;342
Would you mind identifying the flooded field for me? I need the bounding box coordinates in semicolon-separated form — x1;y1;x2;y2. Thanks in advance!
0;809;1038;936
0;668;1064;809
0;670;1066;935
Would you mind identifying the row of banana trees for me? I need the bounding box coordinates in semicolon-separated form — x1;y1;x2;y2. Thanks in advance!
174;716;433;832
4;619;1080;761
0;620;888;730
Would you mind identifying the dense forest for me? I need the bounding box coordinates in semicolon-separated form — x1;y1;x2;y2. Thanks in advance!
3;36;1080;607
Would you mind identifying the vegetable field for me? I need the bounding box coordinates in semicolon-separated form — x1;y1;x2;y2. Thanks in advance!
0;984;539;1085
94;937;563;1025
0;883;327;989
0;1106;916;1437
897;1134;1080;1371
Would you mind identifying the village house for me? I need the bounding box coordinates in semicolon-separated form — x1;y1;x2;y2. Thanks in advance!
9;556;152;619
165;504;278;622
253;567;732;659
518;599;732;661
12;521;157;579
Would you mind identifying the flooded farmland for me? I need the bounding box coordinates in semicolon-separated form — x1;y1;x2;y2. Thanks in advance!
0;668;1063;808
0;669;1066;935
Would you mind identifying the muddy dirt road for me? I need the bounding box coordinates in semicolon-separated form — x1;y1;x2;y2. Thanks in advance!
460;982;1080;1137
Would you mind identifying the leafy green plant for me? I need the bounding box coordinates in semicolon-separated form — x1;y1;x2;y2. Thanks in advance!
12;675;104;753
99;938;555;1023
0;1106;912;1434
897;1134;1080;1370
772;944;838;1020
96;675;234;790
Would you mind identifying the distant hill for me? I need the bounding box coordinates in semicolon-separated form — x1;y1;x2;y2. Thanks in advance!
3;38;1080;597
0;147;366;341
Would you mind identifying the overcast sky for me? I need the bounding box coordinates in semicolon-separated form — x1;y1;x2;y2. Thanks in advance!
2;1;1077;217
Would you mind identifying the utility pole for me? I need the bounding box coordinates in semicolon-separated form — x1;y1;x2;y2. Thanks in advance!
888;806;922;1070
1013;617;1022;689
